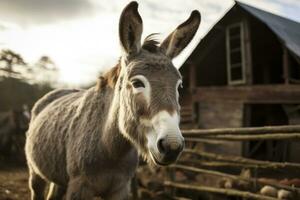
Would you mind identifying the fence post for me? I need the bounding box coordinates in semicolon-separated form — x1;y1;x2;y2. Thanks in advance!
166;167;176;197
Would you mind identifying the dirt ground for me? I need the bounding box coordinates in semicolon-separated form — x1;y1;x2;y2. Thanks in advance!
0;166;30;200
0;164;167;200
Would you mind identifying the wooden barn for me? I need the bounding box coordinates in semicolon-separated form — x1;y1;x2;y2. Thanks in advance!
179;2;300;162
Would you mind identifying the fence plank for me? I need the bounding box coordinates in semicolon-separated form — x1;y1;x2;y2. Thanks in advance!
170;164;300;193
164;181;278;200
186;133;300;141
178;160;295;170
184;149;300;169
182;125;300;136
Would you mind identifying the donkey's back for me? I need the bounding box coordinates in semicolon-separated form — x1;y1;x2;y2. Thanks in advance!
31;89;80;120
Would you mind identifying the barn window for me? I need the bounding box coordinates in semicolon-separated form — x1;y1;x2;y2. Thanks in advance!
226;22;246;85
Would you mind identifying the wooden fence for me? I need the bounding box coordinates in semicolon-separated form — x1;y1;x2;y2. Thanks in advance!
134;125;300;200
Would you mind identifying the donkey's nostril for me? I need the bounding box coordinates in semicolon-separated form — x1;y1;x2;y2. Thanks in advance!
157;138;168;154
157;137;184;155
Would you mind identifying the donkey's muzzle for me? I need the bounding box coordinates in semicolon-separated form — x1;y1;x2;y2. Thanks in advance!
157;135;184;164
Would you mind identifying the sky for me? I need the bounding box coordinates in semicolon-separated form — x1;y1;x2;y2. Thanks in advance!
0;0;299;86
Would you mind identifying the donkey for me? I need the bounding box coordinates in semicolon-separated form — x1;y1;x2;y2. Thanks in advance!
25;1;201;200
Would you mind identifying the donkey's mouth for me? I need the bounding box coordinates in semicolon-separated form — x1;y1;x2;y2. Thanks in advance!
149;150;173;166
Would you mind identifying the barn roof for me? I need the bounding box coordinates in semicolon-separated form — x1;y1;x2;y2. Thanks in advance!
237;1;300;59
181;1;300;68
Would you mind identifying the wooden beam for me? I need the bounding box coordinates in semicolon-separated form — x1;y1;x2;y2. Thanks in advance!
185;138;230;145
185;133;300;141
189;64;196;91
193;85;300;103
178;160;275;169
164;181;278;200
182;125;300;135
244;19;253;84
183;149;300;169
283;47;290;85
170;164;299;193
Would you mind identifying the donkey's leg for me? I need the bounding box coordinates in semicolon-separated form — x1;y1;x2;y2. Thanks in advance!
46;182;66;200
66;177;94;200
29;170;47;200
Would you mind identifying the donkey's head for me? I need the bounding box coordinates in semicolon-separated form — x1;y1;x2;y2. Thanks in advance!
116;1;200;166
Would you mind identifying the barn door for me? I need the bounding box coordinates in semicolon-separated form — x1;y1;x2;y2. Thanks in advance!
243;104;289;162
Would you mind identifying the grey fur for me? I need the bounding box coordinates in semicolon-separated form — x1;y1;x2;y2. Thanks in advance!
25;1;200;200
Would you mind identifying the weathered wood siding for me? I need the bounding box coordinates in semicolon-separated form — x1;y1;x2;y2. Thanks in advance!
197;101;243;156
285;107;300;163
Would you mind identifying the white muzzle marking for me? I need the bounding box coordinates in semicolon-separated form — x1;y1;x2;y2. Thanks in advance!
145;111;184;164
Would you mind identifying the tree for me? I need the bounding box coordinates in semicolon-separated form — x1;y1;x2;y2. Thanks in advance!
0;49;60;87
27;55;59;86
0;49;27;77
36;56;56;70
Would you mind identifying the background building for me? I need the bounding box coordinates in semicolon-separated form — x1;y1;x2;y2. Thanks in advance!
179;1;300;162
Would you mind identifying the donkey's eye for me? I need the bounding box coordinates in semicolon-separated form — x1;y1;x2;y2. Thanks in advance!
132;79;145;88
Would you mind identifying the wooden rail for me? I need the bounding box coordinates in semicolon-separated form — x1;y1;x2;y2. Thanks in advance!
182;125;300;136
185;133;300;141
164;181;278;200
185;138;230;144
178;159;300;170
170;164;300;193
184;149;300;169
135;125;300;199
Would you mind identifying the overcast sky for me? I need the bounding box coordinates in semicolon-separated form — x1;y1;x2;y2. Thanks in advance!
0;0;299;86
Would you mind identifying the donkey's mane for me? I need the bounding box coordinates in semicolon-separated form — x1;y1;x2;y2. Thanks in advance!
142;33;160;53
97;62;121;90
97;34;160;90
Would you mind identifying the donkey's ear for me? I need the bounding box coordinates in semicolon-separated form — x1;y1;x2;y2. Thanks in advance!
119;1;143;55
160;10;201;59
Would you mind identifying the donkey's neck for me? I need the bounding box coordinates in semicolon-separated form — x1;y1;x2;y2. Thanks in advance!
100;85;136;159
